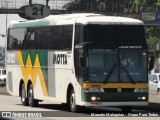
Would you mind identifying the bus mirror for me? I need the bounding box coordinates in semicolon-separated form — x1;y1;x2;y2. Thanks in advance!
80;56;85;68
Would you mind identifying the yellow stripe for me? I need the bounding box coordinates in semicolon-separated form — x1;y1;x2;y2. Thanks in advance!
17;51;48;96
17;51;28;86
82;83;148;88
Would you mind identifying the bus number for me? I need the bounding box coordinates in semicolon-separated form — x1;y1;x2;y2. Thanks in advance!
32;6;44;16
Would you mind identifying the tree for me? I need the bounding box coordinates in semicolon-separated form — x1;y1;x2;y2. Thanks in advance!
147;36;159;56
145;27;160;57
63;1;79;10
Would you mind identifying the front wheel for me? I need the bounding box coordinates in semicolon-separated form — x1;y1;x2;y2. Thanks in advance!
69;89;79;112
21;83;29;106
121;106;132;113
28;84;39;107
157;89;160;95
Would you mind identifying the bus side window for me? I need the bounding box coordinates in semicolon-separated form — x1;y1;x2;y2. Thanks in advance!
62;25;72;50
22;28;31;49
9;28;26;50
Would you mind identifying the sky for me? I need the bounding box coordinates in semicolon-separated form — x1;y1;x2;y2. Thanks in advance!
0;14;25;47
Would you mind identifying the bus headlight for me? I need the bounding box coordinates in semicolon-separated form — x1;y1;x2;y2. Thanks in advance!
85;87;104;93
134;88;148;92
91;96;96;101
142;96;146;100
138;96;146;100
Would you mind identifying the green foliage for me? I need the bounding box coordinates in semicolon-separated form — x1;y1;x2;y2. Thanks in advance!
145;27;160;38
145;27;160;56
147;36;159;56
63;0;160;13
63;1;78;10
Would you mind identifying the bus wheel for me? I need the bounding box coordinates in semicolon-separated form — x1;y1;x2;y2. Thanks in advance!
157;89;160;95
21;83;29;106
70;89;79;112
28;84;39;107
121;106;132;113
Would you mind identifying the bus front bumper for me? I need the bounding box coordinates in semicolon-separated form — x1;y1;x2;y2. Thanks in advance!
81;101;148;107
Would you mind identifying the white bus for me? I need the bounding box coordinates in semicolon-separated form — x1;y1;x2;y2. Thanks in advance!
6;13;148;112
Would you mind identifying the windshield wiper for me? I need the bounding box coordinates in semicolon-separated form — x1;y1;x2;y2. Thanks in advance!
125;54;139;68
103;63;116;83
120;65;135;84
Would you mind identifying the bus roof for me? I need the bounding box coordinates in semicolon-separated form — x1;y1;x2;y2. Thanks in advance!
8;13;144;28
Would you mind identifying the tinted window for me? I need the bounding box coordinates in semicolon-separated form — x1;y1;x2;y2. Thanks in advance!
8;25;73;50
154;75;158;81
8;28;26;49
149;75;154;82
75;24;146;47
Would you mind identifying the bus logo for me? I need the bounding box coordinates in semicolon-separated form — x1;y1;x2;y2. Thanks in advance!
53;54;67;65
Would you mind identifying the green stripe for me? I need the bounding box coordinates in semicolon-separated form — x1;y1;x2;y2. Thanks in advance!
22;51;29;66
14;21;49;28
38;51;47;67
38;51;47;82
30;51;37;66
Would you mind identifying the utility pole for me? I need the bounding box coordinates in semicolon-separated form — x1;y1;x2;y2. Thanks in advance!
4;1;9;50
46;0;49;6
29;0;32;5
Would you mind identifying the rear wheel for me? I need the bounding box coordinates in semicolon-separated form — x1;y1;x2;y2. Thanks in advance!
28;84;39;107
21;83;29;106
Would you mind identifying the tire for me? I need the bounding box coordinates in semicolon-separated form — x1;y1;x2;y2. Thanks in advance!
21;83;29;106
28;84;39;107
62;103;69;110
69;89;79;112
157;89;160;95
121;106;132;113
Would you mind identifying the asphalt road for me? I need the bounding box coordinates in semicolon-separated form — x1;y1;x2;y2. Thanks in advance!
0;86;160;120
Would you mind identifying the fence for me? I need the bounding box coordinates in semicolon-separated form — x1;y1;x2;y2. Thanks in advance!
0;0;72;10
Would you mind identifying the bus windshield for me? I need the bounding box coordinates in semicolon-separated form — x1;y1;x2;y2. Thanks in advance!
87;49;147;83
84;25;146;46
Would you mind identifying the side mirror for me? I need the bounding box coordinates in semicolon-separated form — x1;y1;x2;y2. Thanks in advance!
80;56;85;68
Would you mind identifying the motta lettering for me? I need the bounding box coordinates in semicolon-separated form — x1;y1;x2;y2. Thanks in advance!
53;54;67;65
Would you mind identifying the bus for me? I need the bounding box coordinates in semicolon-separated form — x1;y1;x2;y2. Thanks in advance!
6;13;148;112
